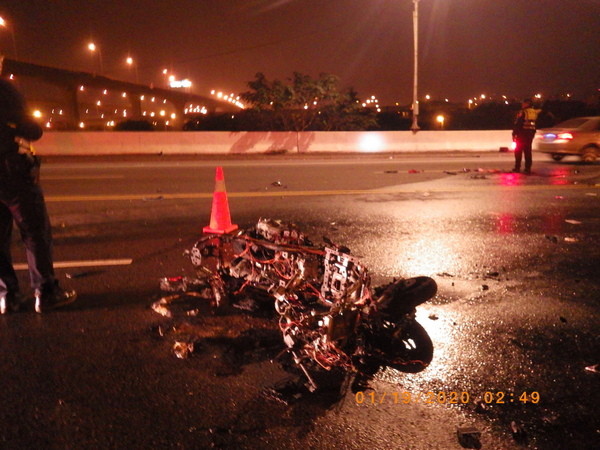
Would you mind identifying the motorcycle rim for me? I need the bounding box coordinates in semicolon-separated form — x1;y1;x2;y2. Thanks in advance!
386;320;433;373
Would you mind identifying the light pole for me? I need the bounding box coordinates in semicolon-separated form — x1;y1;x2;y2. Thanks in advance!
0;16;18;59
87;42;104;75
436;114;445;129
410;0;420;132
126;56;139;83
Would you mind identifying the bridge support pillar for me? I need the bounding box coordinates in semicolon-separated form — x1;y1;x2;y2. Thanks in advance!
129;93;142;120
65;84;81;130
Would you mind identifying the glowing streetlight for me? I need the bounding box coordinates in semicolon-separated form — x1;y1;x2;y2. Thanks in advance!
87;42;104;74
0;16;18;58
126;55;139;83
408;0;421;132
436;114;445;129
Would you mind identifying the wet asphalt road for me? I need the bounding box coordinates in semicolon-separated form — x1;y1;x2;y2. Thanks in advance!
0;152;599;449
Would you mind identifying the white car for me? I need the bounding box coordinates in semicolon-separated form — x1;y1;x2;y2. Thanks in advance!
534;116;600;162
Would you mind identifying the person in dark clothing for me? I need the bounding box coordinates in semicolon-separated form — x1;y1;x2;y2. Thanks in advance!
0;69;76;314
511;98;541;175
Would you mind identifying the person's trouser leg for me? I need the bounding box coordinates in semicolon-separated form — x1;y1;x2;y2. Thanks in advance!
0;202;20;298
514;139;523;171
8;182;55;292
523;134;534;172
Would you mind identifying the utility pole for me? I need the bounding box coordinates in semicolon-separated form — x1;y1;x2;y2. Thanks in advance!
410;0;420;132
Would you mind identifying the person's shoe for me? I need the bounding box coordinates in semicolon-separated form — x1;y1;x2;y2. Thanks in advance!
524;169;531;175
0;296;9;314
34;287;77;313
0;293;24;315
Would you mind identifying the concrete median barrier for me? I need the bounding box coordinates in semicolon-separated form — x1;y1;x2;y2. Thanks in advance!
33;130;512;155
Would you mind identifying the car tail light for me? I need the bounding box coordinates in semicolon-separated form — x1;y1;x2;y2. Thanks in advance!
544;132;574;143
557;132;573;140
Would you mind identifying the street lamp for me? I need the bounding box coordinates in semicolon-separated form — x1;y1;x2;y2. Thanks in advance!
126;56;139;83
410;0;420;132
436;114;445;129
0;16;18;59
87;42;104;74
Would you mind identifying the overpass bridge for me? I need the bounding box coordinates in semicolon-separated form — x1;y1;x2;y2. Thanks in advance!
0;56;237;130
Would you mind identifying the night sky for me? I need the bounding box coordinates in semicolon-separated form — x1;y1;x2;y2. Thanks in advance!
1;0;599;105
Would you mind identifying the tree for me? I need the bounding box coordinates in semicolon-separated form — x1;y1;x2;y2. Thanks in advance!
240;72;375;131
318;87;376;131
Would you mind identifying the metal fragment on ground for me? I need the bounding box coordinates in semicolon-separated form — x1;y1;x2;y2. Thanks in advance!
510;421;528;443
173;341;195;359
151;299;175;318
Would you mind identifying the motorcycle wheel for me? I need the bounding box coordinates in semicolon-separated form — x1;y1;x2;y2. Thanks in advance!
386;321;433;373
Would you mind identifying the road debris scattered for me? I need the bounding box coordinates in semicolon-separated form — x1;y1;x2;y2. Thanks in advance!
565;219;582;225
437;272;455;278
510;421;528;444
470;173;487;179
474;400;489;413
585;364;599;374
66;270;104;279
173;341;195;359
159;276;207;292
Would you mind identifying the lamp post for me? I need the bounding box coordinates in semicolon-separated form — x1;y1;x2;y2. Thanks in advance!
436;114;445;129
87;42;104;75
0;16;18;59
126;56;139;83
162;68;169;87
410;0;420;132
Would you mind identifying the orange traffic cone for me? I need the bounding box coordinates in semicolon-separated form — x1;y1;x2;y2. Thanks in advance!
203;166;239;234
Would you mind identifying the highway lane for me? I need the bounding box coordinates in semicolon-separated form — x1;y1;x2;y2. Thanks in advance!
2;153;599;448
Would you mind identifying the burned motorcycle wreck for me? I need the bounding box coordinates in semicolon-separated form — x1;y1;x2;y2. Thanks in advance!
162;218;437;393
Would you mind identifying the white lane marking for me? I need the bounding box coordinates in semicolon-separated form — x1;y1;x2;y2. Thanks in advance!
14;258;133;270
43;175;125;180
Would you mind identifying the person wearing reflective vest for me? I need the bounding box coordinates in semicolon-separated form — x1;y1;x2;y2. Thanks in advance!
511;98;541;175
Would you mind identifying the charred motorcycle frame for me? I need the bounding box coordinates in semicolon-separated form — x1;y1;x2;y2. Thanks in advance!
178;218;436;392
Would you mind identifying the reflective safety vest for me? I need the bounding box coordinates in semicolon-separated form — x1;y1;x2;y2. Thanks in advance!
521;107;541;130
